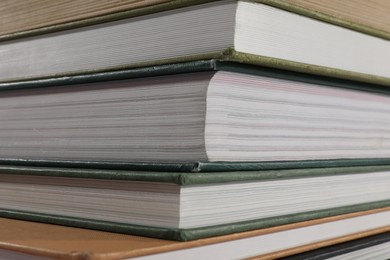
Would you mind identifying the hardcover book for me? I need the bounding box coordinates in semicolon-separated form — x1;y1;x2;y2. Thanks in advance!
0;1;390;85
283;231;390;260
2;164;390;240
2;0;390;39
2;61;390;165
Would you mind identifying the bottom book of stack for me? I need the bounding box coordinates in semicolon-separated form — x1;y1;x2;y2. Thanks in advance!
283;229;390;260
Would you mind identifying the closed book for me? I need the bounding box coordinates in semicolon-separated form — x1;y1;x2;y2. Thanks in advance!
1;1;390;84
2;165;390;240
282;230;390;260
2;0;390;39
1;208;390;259
2;61;390;165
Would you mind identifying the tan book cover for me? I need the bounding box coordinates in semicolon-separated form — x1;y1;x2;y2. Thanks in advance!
1;0;389;40
260;0;390;40
0;0;170;36
286;0;390;39
2;207;390;260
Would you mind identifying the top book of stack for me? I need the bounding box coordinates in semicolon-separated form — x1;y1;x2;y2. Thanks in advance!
0;0;390;85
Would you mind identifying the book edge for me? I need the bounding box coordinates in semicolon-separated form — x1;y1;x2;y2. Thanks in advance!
3;164;390;185
0;53;223;84
4;158;390;174
0;245;92;260
254;226;390;260
2;50;390;87
0;0;213;42
275;230;390;260
224;50;390;87
3;58;390;94
1;200;390;242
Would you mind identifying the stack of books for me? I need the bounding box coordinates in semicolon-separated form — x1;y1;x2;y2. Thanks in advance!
1;0;390;259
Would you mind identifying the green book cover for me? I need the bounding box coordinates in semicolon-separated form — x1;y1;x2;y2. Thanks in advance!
1;164;390;241
1;60;390;172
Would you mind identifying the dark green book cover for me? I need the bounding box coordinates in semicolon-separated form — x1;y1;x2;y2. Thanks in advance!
1;164;390;241
1;60;390;172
